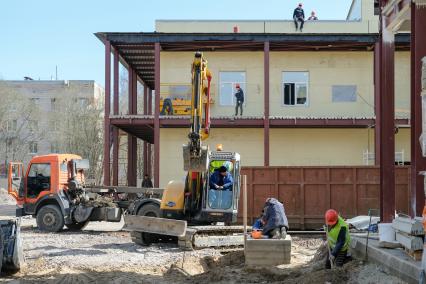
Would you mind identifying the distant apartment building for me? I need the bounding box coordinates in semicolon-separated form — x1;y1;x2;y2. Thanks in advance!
0;80;104;173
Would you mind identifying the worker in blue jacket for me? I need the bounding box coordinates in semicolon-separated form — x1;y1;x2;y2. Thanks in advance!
209;166;234;209
262;198;289;239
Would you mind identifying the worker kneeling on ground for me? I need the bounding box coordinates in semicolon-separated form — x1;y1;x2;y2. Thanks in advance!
325;209;351;269
261;198;289;239
209;165;234;209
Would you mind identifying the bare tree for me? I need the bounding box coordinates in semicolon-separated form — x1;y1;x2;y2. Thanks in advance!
50;95;104;183
0;83;43;173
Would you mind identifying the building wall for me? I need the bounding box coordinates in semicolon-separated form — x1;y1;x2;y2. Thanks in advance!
159;127;411;186
270;51;374;118
159;128;264;187
161;51;265;117
161;51;410;119
0;80;103;166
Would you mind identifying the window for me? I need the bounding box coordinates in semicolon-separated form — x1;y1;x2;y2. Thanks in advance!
31;98;40;105
29;120;39;132
77;98;89;106
219;72;246;106
50;142;59;153
50;98;57;111
282;72;309;106
50;120;59;132
27;163;51;198
332;85;357;102
29;142;38;154
6;120;17;132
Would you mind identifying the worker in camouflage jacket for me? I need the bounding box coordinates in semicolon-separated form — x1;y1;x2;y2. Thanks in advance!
261;198;289;239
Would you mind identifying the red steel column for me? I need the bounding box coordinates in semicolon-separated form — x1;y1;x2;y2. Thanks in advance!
410;4;426;217
154;43;161;187
103;41;111;186
374;42;381;166
112;49;119;186
264;42;270;166
143;84;148;175
379;22;396;222
148;88;153;177
127;68;137;186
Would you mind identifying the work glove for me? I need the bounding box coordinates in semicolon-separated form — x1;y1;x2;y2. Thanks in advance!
329;254;336;263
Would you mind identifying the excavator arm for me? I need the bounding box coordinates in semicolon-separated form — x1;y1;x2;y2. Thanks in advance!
183;52;212;172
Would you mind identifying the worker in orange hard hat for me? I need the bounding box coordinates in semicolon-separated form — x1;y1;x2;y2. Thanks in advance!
325;209;351;269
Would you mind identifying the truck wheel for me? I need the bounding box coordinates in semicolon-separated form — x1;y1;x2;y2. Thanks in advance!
65;221;89;231
36;205;64;232
134;204;161;245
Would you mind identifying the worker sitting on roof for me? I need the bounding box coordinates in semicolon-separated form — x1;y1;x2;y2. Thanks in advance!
325;209;351;269
208;165;234;209
261;198;289;239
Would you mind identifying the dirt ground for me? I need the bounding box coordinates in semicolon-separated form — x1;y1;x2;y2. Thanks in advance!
0;215;406;284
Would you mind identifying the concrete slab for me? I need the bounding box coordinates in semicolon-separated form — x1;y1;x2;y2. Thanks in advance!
351;236;422;284
245;235;292;267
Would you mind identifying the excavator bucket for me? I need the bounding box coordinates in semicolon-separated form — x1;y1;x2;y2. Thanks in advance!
123;215;187;237
183;145;209;172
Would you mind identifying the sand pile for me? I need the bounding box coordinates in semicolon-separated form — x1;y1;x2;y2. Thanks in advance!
0;187;16;205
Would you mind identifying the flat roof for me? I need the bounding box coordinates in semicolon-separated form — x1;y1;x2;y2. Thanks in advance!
96;32;410;89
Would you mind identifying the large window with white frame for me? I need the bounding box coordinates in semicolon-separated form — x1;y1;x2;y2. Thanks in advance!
282;72;309;106
219;72;246;106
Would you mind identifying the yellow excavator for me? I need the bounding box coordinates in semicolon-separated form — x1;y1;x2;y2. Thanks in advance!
124;52;243;249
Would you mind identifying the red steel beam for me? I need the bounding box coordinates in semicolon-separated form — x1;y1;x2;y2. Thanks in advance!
112;49;119;186
127;68;138;186
410;5;426;217
379;24;396;222
154;43;161;187
103;41;111;186
264;42;270;166
374;42;381;166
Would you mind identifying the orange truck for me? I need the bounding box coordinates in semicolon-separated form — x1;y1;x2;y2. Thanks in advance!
7;154;154;232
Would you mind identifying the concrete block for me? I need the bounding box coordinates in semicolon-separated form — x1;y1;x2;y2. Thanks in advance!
395;231;424;251
245;235;292;266
392;216;424;236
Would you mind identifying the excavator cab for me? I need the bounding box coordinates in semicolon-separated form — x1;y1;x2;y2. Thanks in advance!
201;151;241;224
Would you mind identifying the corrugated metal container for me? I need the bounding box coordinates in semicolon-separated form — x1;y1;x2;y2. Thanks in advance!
239;166;410;229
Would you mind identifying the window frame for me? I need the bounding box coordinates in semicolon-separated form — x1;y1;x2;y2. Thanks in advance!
219;71;246;107
281;71;309;107
29;141;38;155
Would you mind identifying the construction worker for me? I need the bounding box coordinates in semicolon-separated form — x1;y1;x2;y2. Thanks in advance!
234;84;244;116
325;209;351;269
262;198;289;239
293;3;305;31
208;166;234;209
141;174;153;188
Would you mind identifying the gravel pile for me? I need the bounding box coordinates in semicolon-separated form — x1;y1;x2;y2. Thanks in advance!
0;188;16;205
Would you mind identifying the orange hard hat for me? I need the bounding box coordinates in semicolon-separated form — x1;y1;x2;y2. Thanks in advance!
325;209;338;226
251;230;262;239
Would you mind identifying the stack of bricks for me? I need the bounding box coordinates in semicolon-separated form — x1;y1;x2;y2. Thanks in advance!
245;235;292;266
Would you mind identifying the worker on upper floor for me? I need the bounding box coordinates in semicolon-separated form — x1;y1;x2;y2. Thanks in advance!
234;84;244;116
325;209;351;269
293;3;305;31
262;198;289;239
308;11;318;20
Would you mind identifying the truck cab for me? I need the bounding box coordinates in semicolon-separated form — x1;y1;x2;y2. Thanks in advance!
8;154;121;232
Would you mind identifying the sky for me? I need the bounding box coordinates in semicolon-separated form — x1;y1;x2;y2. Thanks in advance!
0;0;353;87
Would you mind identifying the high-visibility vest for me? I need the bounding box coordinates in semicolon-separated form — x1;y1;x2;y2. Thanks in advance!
328;216;350;251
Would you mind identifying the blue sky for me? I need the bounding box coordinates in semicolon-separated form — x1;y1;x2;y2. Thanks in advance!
0;0;352;87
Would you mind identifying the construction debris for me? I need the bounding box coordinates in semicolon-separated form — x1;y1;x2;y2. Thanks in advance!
392;216;424;236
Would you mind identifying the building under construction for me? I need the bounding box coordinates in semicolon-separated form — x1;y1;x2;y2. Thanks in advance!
97;0;426;227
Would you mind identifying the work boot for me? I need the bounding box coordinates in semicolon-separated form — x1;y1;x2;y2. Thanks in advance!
281;228;287;239
271;228;281;239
